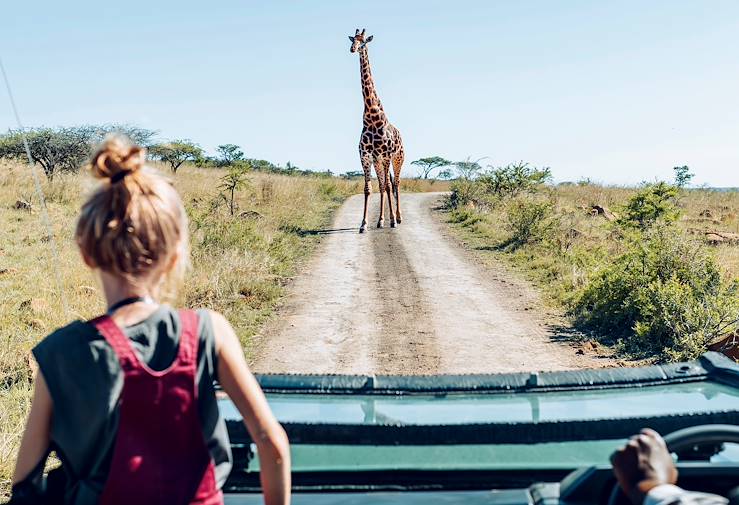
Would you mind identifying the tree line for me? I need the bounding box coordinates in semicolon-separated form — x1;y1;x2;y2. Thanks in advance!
0;125;333;180
1;124;487;182
343;156;478;181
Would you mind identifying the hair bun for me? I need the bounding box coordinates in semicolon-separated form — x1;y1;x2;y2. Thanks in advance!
90;134;146;181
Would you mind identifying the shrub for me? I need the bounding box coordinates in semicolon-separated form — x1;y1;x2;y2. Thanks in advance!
618;181;680;229
504;197;557;248
219;165;250;215
446;161;550;209
633;276;738;361
571;225;738;361
478;162;552;199
448;207;483;227
447;178;483;208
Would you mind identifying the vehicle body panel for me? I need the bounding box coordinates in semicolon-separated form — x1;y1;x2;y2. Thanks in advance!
222;352;739;501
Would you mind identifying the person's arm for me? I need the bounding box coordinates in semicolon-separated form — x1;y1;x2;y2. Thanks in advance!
611;428;727;505
12;371;53;484
210;310;291;505
644;484;728;505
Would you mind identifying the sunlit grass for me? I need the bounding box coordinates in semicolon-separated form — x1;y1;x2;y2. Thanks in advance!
0;161;381;497
440;182;739;343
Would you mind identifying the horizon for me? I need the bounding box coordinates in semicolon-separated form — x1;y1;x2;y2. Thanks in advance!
1;1;738;187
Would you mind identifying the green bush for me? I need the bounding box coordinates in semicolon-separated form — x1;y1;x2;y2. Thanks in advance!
571;225;738;361
478;162;551;199
448;207;483;227
504;197;557;248
446;161;550;209
447;178;483;208
618;182;680;229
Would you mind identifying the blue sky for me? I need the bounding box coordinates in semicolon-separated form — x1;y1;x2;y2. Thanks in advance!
1;1;738;186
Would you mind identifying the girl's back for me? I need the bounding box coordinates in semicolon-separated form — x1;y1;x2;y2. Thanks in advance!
33;307;231;503
11;135;290;505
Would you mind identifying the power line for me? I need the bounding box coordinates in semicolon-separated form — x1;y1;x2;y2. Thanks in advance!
0;56;70;319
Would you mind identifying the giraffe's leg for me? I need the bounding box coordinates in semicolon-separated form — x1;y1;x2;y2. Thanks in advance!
376;157;386;228
391;148;404;224
383;160;396;228
359;152;372;233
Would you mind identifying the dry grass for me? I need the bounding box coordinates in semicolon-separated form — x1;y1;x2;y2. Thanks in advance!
0;161;449;497
552;183;739;279
442;182;738;325
396;178;451;193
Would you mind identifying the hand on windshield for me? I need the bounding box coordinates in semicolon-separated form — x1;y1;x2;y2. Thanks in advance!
611;428;678;505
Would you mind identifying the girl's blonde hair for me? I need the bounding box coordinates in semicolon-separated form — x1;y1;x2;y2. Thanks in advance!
75;135;189;295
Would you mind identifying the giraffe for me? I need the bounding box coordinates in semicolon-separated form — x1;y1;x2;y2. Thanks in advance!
349;28;405;233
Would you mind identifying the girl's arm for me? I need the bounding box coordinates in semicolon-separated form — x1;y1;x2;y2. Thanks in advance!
210;310;291;505
12;371;52;484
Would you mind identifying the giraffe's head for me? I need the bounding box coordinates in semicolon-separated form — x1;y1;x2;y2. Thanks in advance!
348;28;373;53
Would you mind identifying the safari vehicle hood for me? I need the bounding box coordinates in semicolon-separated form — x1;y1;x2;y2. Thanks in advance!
220;352;739;502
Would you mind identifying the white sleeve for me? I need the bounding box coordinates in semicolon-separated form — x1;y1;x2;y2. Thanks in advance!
645;484;728;505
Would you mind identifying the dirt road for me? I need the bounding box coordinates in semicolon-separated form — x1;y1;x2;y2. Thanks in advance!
252;192;612;375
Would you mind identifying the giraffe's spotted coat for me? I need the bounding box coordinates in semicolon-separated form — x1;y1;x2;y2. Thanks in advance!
350;29;405;232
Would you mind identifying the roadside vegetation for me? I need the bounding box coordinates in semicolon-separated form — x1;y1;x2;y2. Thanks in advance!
0;124;446;496
442;162;739;363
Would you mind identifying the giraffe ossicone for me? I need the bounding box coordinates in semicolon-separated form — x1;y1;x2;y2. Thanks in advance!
349;28;404;233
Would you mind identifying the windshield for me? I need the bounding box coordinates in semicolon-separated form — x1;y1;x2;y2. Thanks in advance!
218;363;739;488
1;1;738;499
221;383;739;426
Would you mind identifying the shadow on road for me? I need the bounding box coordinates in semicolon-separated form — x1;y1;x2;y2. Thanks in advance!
296;227;356;237
547;324;587;344
547;324;618;361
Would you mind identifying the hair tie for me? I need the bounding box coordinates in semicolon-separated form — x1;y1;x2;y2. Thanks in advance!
110;170;131;184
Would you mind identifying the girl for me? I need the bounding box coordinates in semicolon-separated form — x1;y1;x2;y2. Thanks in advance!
10;136;291;504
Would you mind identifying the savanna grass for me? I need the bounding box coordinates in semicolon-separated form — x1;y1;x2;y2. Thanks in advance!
0;161;369;497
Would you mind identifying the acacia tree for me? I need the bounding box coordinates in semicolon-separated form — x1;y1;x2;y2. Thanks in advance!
93;124;158;147
0;124;157;180
0;127;90;179
673;165;694;188
219;164;251;215
453;158;485;180
216;144;244;167
149;140;203;173
437;168;454;180
410;156;451;179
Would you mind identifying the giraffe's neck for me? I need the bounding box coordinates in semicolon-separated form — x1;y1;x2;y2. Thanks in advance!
359;47;386;121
